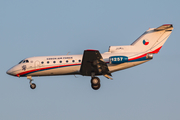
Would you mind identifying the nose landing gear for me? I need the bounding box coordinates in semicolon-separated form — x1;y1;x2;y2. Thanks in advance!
27;76;36;89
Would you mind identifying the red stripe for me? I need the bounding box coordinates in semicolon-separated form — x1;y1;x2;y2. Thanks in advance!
16;46;163;76
17;63;81;76
85;49;98;51
128;46;162;61
163;24;172;26
149;46;162;54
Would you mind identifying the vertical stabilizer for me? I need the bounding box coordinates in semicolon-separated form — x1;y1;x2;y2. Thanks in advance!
131;24;173;54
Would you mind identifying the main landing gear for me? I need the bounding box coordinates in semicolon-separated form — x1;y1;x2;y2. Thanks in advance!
91;77;101;90
27;76;36;89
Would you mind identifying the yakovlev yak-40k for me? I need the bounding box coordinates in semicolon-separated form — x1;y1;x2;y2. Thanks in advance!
7;24;173;90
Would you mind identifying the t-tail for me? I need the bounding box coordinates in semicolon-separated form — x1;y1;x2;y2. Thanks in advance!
109;24;173;55
131;24;173;54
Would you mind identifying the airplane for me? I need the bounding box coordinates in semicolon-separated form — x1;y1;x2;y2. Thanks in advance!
6;24;173;90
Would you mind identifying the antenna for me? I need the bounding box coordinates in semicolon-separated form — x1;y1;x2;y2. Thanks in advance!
74;75;77;78
67;52;70;55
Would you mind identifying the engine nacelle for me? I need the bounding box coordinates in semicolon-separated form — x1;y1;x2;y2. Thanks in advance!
109;56;128;64
146;53;153;59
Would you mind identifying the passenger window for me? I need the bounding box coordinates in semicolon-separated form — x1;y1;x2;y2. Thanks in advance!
79;60;81;62
23;60;26;63
60;61;62;63
26;60;29;63
47;61;49;64
53;61;56;63
66;60;68;63
41;61;44;64
72;60;75;62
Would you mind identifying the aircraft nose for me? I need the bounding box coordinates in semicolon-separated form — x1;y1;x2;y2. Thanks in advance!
6;68;15;76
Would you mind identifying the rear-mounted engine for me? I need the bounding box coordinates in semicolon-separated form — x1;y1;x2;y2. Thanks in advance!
146;54;153;59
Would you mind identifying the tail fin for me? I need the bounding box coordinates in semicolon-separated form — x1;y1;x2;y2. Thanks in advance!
131;24;173;54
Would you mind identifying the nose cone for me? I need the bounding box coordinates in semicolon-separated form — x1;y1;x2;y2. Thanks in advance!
6;69;12;75
6;68;15;76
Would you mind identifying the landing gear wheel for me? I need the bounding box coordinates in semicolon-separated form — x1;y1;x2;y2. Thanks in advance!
91;77;101;90
91;83;101;90
30;83;36;89
91;77;100;85
27;76;36;90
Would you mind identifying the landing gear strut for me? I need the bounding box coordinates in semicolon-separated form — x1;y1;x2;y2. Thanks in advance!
27;76;36;89
91;77;101;90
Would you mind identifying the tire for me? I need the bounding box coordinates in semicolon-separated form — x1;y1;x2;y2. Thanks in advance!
30;83;36;89
91;83;101;90
91;77;100;85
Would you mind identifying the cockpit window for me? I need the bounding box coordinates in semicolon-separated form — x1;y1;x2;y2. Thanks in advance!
19;60;24;64
18;59;29;64
25;60;29;63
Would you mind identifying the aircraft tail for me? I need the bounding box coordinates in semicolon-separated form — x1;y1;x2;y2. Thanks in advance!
131;24;173;54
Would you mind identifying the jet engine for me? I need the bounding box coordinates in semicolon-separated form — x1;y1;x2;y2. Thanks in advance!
146;53;153;59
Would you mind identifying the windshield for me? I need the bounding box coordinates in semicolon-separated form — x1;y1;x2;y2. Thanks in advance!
18;60;24;64
18;59;29;64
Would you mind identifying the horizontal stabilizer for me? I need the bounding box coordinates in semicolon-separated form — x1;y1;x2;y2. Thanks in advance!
154;24;173;31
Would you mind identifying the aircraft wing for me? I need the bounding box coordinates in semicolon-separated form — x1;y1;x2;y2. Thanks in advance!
80;49;111;77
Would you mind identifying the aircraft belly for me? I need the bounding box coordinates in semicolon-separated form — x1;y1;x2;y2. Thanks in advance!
108;60;149;73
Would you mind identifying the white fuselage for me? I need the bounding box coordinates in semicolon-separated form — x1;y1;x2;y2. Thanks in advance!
6;52;149;77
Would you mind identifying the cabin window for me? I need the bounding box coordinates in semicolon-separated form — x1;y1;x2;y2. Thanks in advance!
41;61;44;64
60;61;62;63
72;60;75;63
47;61;49;64
66;60;68;63
25;60;29;63
53;61;56;63
79;60;81;62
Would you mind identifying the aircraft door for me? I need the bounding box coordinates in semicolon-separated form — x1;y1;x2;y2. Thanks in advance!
34;61;40;69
